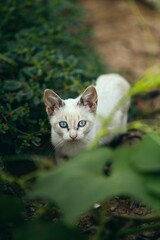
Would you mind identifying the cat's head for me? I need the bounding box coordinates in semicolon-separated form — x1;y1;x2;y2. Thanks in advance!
43;86;97;142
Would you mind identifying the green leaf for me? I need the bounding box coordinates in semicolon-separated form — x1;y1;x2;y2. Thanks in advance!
31;148;113;224
0;53;17;66
111;146;160;210
144;174;160;197
13;221;86;240
131;135;160;172
31;134;160;224
130;70;160;95
148;132;160;145
0;194;25;224
3;80;22;91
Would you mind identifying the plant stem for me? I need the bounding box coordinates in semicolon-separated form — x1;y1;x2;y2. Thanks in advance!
129;0;158;69
91;203;107;240
119;222;160;236
115;212;160;222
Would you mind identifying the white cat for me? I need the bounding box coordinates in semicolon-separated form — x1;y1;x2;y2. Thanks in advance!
43;74;130;163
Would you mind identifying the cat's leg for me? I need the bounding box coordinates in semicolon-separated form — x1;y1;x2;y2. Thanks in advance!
55;150;69;165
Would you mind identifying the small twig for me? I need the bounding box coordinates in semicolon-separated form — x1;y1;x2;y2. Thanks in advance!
0;112;8;123
115;212;160;223
118;222;160;236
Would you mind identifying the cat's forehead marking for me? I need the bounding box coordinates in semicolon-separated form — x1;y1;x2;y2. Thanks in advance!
58;98;88;128
64;114;81;129
65;114;80;120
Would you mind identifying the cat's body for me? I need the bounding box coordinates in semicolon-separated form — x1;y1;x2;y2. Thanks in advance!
44;74;130;163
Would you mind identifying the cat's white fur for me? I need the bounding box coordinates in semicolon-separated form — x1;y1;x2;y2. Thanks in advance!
44;74;130;163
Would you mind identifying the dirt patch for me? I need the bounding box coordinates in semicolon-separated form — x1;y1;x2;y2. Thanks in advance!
81;0;160;82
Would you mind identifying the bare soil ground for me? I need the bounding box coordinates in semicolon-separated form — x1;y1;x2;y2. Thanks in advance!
81;0;160;83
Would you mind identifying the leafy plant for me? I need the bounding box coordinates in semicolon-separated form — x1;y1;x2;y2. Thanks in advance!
31;134;160;222
0;0;104;239
1;0;160;240
0;0;103;156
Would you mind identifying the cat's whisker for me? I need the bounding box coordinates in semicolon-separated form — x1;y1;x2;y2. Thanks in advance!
44;142;55;159
54;140;64;148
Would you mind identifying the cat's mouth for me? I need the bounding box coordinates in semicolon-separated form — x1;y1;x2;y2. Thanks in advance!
66;137;81;142
68;138;79;142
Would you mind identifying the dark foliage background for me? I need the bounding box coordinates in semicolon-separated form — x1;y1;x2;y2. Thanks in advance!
0;0;103;156
0;1;104;239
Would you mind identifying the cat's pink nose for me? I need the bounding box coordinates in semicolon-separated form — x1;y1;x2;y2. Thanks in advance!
70;133;78;140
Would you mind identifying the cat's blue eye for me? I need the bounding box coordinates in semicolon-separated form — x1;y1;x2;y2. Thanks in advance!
78;120;87;127
59;121;68;128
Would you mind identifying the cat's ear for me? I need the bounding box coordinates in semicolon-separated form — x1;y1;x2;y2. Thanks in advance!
78;86;97;112
43;89;65;116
